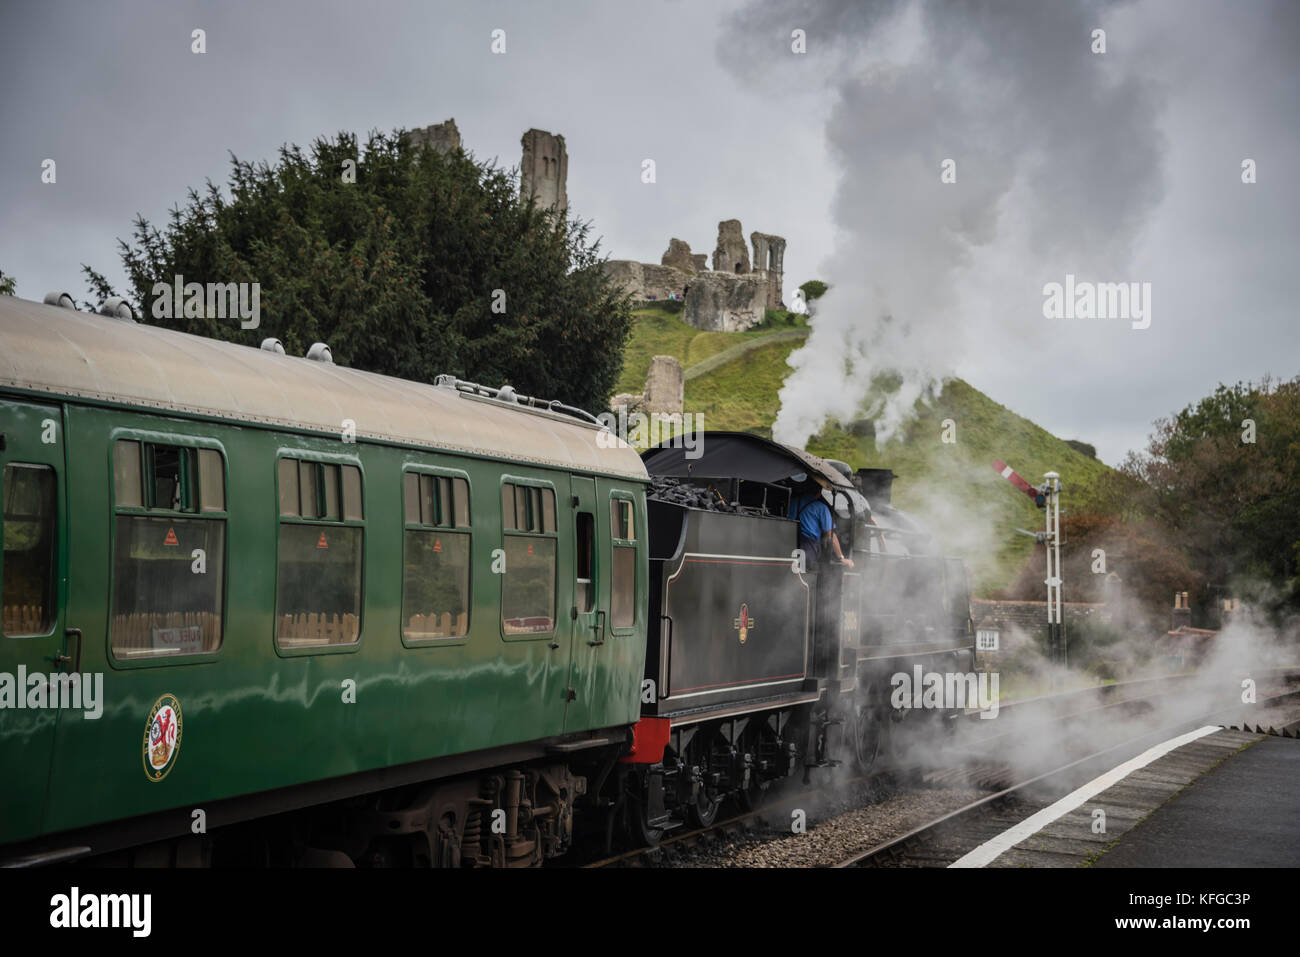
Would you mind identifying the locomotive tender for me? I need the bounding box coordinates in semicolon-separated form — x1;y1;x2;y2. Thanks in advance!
0;293;971;866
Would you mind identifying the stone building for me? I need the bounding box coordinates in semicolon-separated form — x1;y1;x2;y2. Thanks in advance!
520;128;568;214
602;219;788;332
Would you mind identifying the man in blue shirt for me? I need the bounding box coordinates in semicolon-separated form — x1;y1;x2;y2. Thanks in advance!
790;484;853;568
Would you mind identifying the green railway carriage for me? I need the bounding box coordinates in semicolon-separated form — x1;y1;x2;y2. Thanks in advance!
0;294;648;866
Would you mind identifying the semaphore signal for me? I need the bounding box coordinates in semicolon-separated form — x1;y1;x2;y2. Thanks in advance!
992;459;1065;675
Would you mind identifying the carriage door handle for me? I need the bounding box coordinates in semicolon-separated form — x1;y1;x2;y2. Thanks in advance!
588;610;606;646
55;628;82;672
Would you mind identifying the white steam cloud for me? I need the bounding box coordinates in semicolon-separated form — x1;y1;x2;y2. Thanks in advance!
720;0;1165;448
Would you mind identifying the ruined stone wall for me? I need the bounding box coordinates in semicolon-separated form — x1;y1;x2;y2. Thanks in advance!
683;272;768;332
602;260;691;301
406;118;462;154
520;128;568;213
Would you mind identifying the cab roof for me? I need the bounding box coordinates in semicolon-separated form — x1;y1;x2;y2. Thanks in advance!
642;430;855;491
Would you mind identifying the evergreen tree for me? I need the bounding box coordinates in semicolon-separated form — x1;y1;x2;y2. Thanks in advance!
100;130;631;413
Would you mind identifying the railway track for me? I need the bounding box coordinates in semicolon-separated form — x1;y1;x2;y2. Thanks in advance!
834;682;1300;869
582;762;1017;869
584;671;1300;869
582;768;907;868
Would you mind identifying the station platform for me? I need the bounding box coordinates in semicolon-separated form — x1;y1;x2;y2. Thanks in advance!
1092;733;1300;868
955;726;1300;868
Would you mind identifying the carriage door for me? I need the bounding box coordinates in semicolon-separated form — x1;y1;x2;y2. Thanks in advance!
563;476;605;732
0;399;68;845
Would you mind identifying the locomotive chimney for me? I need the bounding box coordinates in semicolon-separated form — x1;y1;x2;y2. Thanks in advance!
854;468;896;506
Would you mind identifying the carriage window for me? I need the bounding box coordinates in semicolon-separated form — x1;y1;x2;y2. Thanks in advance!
2;465;57;637
575;512;594;614
611;497;636;629
298;461;318;518
111;517;226;656
114;440;143;508
278;458;299;517
502;483;553;533
501;482;556;635
276;456;364;648
198;448;225;512
407;473;469;529
276;526;361;647
402;470;471;640
110;441;226;658
148;444;192;511
342;466;364;521
612;499;635;541
321;464;340;520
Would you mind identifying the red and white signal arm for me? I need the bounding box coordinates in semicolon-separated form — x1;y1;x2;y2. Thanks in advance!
976;628;1000;651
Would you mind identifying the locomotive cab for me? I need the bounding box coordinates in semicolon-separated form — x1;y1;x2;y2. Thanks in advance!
624;432;975;837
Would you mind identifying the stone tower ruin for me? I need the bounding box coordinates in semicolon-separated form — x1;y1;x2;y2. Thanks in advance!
406;118;462;154
750;231;786;309
520;128;568;214
712;219;750;274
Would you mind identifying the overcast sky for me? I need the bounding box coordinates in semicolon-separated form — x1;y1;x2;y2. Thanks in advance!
1;0;1296;466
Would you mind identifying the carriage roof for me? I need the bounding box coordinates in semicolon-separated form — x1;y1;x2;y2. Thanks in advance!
0;295;646;481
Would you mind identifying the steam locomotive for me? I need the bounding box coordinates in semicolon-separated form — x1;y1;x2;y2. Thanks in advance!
627;434;974;840
0;292;971;866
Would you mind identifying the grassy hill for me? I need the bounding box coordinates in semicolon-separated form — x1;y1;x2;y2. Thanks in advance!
619;306;1115;595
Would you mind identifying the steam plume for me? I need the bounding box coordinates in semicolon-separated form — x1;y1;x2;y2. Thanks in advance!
720;0;1165;447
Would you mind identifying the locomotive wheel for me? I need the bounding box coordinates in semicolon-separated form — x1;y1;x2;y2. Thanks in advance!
852;703;883;773
736;723;778;811
687;788;721;828
686;730;725;827
634;802;665;848
625;788;664;848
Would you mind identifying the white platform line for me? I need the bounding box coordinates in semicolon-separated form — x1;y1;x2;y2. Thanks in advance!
948;725;1223;868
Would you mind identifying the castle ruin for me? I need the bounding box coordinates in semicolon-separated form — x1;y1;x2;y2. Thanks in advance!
520;128;568;214
403;120;786;333
602;219;787;332
407;118;463;154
